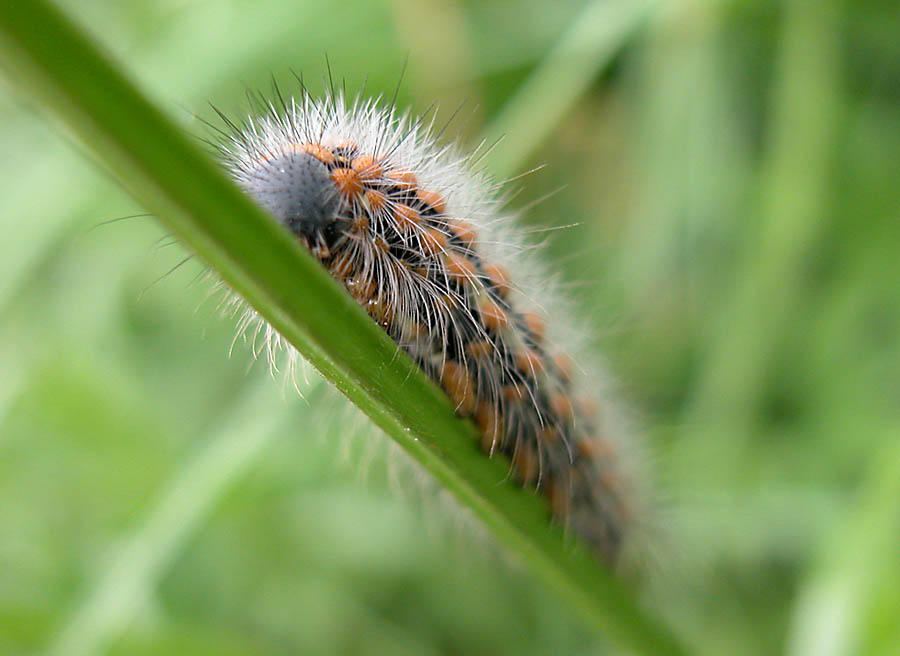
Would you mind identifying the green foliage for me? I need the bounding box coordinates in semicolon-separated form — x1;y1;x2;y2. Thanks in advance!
0;1;897;655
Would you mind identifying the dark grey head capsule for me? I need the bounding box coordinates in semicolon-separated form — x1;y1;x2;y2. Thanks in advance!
242;150;339;238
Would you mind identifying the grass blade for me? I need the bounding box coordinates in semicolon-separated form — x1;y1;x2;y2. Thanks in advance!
0;2;686;653
48;376;311;656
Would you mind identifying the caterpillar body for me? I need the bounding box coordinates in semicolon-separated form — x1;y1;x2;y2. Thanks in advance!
217;90;639;564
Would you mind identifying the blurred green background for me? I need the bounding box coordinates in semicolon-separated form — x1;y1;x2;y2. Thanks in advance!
1;0;898;654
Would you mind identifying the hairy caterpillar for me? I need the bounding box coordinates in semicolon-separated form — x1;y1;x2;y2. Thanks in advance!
216;86;641;564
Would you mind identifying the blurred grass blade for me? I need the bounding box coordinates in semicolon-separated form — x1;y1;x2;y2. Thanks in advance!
48;376;311;656
686;0;841;433
480;0;654;178
786;433;900;656
0;2;686;653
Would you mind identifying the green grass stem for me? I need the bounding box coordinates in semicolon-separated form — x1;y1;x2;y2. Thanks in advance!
0;1;687;654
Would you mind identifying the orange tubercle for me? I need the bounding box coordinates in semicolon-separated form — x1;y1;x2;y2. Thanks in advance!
550;393;575;424
483;263;512;298
475;402;503;454
514;348;544;377
363;189;388;214
479;298;509;332
439;360;476;415
512;445;539;485
465;340;494;360
446;219;477;249
417;188;447;214
393;204;421;233
420;228;448;257
386;168;417;190
523;311;546;344
331;167;364;200
444;252;478;283
291;142;335;166
351;154;383;181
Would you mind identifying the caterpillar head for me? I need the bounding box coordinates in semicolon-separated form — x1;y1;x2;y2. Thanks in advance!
240;149;339;239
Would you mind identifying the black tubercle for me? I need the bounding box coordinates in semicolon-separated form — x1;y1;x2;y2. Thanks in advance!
242;150;339;239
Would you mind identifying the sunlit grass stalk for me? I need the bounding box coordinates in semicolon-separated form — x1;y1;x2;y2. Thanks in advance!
0;2;686;653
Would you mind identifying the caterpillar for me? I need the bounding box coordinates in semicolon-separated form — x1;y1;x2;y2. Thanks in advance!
216;86;641;564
